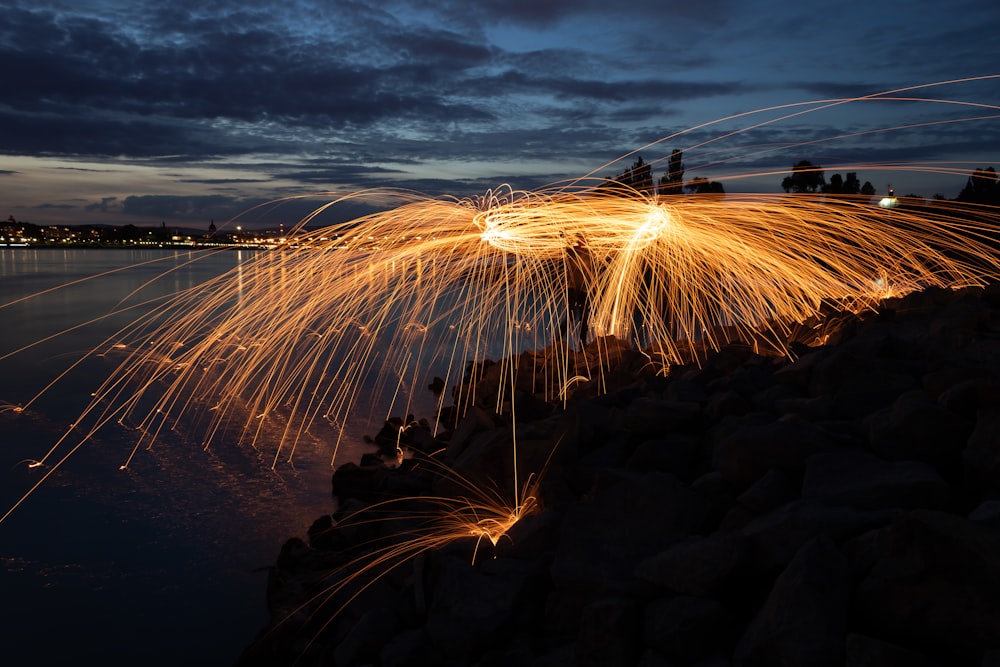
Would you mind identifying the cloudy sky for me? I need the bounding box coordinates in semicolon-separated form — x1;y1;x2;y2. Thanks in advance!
2;0;998;228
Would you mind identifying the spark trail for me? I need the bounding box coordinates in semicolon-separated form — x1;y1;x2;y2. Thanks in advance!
2;78;1000;574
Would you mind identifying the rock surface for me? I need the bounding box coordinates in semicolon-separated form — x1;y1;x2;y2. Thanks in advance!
236;285;1000;667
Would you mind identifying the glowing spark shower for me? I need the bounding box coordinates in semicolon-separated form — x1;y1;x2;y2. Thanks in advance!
2;76;1000;576
6;187;1000;517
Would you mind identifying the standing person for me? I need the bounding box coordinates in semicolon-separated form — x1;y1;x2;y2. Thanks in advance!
562;235;593;349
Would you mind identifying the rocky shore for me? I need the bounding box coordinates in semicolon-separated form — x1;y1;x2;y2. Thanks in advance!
235;283;1000;667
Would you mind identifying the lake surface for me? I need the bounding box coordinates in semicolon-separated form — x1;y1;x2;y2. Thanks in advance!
0;249;371;666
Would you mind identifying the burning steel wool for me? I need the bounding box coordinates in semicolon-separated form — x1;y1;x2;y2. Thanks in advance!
3;80;1000;648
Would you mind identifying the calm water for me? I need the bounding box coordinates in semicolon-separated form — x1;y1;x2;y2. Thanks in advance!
0;249;370;666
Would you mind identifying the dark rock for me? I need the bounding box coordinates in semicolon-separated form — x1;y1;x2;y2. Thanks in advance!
828;366;921;419
436;424;559;504
807;340;922;416
664;374;711;403
333;606;398;666
751;382;804;412
734;536;848;667
705;389;753;420
542;589;592;642
771;348;823;388
240;285;1000;667
773;394;834;420
493;506;563;561
867;389;973;472
528;643;575;667
276;536;309;572
513;388;555;421
718;504;756;532
735;467;798;515
574;597;643;667
701;343;760;375
551;472;710;594
623;396;702;436
928;374;997;416
691;469;739;530
443;406;499;462
575;430;633;476
964;407;1000;496
626;433;702;481
802;449;950;510
844;633;943;667
644;595;730;663
635;531;749;598
404;422;440;454
378;629;439;667
841;525;894;582
968;500;1000;530
330;497;383;546
740;499;898;574
359;451;383;467
423;555;533;659
890;284;958;313
711;413;842;491
635;650;675;667
331;460;389;505
307;514;343;551
855;510;1000;660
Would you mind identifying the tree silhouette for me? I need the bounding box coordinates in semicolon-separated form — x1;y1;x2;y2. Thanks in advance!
821;171;876;197
685;177;725;194
606;156;654;196
658;149;685;195
957;166;999;205
781;160;825;193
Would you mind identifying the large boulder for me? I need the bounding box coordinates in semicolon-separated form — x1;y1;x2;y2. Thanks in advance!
710;413;844;490
423;554;536;660
550;471;710;594
644;595;732;663
844;633;943;667
867;389;973;473
964;407;1000;497
740;499;898;574
734;536;849;667
855;510;1000;661
801;449;950;510
635;531;750;598
573;596;643;667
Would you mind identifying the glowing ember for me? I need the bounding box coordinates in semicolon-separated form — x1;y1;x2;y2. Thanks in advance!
2;77;999;558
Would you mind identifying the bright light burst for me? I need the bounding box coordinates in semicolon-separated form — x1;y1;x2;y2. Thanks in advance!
2;76;1000;556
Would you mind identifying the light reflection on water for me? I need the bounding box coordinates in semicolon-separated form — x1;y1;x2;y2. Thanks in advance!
0;248;373;666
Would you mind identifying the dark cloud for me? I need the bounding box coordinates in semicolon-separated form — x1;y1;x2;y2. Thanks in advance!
399;0;735;29
0;107;237;158
2;0;997;226
280;164;407;185
0;4;499;160
0;0;750;168
117;194;266;223
178;178;271;185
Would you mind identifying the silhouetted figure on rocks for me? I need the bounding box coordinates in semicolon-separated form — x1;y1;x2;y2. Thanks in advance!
561;235;594;349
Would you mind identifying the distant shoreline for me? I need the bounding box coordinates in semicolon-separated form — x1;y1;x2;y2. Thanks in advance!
0;241;271;250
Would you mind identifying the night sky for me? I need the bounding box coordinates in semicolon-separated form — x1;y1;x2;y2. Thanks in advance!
2;0;999;228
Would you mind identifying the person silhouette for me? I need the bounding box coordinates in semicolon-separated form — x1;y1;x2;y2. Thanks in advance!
562;235;593;349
